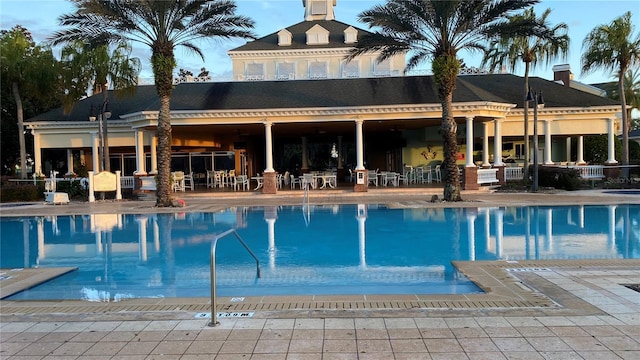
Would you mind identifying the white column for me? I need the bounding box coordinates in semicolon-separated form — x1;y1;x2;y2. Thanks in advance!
482;122;490;167
134;130;147;175
337;135;343;169
33;132;42;175
565;137;572;163
88;171;95;202
355;119;365;170
493;118;504;166
606;118;618;164
577;136;585;164
150;134;158;174
91;132;100;173
301;136;309;170
465;116;475;167
66;149;74;176
544;120;553;164
264;120;275;172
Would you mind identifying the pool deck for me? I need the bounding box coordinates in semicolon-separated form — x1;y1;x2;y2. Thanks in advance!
1;188;639;359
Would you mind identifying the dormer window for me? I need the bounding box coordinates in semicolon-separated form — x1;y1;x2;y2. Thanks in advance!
277;29;292;46
344;27;357;44
306;24;329;45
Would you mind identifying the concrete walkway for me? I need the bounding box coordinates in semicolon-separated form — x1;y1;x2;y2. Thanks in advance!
1;189;639;359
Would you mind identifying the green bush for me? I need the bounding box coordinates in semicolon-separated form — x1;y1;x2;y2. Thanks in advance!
56;179;88;200
0;182;44;202
535;166;582;191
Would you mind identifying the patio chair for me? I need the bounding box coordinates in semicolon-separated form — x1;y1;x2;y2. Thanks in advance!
302;173;316;189
171;171;185;192
434;165;442;183
290;174;301;189
184;172;194;191
367;170;378;186
234;174;249;191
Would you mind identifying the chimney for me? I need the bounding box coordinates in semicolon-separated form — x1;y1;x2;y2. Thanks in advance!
552;64;573;86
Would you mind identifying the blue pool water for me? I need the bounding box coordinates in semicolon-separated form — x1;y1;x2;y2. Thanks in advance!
1;204;638;301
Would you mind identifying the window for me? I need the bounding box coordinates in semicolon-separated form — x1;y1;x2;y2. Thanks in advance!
306;25;329;45
344;27;357;44
277;29;292;46
309;61;327;79
246;63;264;81
373;59;391;76
276;62;295;80
311;1;327;15
342;60;359;78
515;144;525;159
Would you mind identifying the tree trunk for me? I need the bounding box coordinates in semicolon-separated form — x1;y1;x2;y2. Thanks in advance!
433;55;462;202
619;71;629;177
523;62;530;181
153;50;176;207
442;90;461;201
12;81;27;179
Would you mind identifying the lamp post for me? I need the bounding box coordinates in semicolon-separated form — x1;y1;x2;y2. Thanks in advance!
526;88;544;192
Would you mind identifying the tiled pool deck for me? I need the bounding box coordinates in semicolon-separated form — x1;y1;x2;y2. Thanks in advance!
1;188;639;359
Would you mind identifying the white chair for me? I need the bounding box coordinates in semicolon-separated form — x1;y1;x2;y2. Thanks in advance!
206;170;215;188
171;171;185;192
434;165;442;183
234;174;249;191
290;174;301;189
184;172;194;191
367;170;378;186
302;173;316;189
283;171;290;187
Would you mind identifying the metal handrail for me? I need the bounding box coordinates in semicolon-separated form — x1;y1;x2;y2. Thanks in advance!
209;228;260;327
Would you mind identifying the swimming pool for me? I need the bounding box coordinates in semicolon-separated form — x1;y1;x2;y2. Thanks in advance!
1;204;638;301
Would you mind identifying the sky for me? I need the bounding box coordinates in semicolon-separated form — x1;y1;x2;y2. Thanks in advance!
1;0;638;86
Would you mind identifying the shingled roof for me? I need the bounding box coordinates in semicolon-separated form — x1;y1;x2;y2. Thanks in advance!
28;74;620;123
229;20;372;51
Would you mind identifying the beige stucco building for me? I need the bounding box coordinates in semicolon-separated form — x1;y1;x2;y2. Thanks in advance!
26;0;621;193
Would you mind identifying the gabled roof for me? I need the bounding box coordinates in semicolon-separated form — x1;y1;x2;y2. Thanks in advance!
28;74;620;123
229;20;372;51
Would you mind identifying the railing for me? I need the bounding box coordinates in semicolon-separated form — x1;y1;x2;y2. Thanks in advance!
209;229;260;327
568;165;605;179
505;167;524;181
120;176;135;189
477;168;499;184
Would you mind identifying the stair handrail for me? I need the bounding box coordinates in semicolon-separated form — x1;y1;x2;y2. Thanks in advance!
209;228;260;327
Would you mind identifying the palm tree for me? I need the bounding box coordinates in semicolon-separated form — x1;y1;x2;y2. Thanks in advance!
51;0;256;206
582;11;640;176
1;25;59;179
481;7;568;180
601;69;640;130
60;41;141;172
348;0;539;201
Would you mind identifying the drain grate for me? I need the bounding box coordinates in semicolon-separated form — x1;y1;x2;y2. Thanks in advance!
622;284;640;293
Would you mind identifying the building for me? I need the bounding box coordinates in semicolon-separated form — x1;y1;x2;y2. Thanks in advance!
25;1;621;193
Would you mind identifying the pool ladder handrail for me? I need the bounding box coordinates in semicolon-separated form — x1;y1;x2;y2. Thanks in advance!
209;228;260;327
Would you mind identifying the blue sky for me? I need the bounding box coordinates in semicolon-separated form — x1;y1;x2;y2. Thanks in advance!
1;0;638;85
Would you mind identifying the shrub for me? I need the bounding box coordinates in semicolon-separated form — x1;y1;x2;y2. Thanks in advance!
0;182;44;202
56;179;88;200
535;166;582;191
